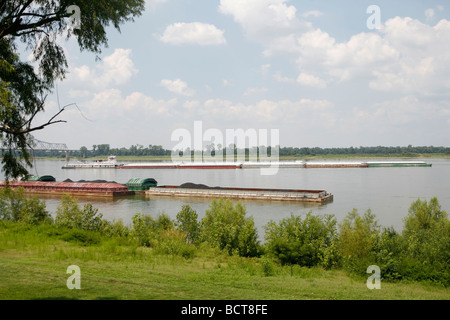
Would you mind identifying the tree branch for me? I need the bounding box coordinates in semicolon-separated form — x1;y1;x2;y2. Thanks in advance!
0;102;68;135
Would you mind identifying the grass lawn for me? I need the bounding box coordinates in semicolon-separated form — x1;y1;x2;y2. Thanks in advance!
0;223;449;301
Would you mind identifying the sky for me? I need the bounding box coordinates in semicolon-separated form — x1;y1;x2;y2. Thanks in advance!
30;0;450;151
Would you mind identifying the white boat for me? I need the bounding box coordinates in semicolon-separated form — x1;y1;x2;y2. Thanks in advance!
62;156;122;169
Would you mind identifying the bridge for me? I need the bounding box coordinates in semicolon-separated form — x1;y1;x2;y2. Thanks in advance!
29;139;74;163
32;139;69;151
1;139;78;164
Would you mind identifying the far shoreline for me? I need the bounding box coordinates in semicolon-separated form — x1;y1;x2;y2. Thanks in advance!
30;153;450;161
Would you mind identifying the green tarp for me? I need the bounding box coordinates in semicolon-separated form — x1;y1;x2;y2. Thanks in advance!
126;178;158;190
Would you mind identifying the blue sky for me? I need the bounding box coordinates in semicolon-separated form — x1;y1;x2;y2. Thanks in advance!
31;0;450;151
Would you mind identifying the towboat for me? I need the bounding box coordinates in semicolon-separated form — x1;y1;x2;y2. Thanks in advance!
62;156;123;169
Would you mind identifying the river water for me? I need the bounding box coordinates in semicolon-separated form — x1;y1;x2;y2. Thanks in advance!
2;158;450;238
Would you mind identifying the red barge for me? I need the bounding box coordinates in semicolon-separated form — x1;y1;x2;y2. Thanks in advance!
0;181;134;197
117;162;243;169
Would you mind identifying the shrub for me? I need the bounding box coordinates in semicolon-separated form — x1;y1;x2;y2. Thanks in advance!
54;194;104;231
131;212;175;247
0;187;51;225
338;208;380;274
401;197;450;286
176;205;200;245
61;229;101;246
264;213;338;268
101;219;131;239
155;229;196;259
373;227;405;282
200;199;260;257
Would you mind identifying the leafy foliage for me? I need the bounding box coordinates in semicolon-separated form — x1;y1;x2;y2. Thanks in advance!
0;186;51;224
54;193;103;231
264;213;338;268
0;0;145;179
176;205;200;245
337;208;381;274
401;198;450;285
131;212;174;247
200;199;260;257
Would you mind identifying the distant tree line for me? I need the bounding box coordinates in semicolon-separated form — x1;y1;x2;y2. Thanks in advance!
28;144;450;158
277;145;450;156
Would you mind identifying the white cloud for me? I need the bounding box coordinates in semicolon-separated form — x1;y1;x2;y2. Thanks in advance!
196;97;333;123
220;1;450;96
219;0;310;49
369;17;450;94
88;88;177;118
160;78;195;96
273;71;295;84
244;87;268;96
425;8;435;21
69;48;138;90
260;63;271;76
297;72;326;88
158;22;226;46
183;100;200;110
222;79;232;87
124;92;178;115
302;10;324;18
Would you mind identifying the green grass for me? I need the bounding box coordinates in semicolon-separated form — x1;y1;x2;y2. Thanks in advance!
0;222;449;300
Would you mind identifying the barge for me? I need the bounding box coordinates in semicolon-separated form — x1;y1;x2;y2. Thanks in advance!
0;181;134;197
365;161;432;167
145;185;333;203
1;179;333;203
117;162;243;169
117;162;178;169
241;161;305;168
116;160;432;169
304;161;368;168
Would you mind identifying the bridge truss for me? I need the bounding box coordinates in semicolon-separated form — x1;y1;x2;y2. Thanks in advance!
32;139;68;151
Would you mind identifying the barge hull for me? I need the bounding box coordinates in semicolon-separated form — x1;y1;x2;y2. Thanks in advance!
366;161;432;167
146;186;333;203
0;181;134;197
305;163;368;168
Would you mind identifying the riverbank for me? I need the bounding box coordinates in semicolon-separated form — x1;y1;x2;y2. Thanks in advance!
1;221;449;300
1;186;449;300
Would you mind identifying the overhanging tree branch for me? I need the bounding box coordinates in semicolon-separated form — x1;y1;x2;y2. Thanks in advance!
0;0;145;180
0;100;68;135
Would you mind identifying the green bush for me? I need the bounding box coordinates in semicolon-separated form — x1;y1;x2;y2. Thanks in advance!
264;213;338;268
373;227;405;282
154;229;196;259
0;187;51;225
200;199;260;257
101;219;131;239
61;229;101;246
176;205;200;245
400;197;450;286
131;212;175;247
54;194;104;231
337;208;380;275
